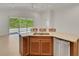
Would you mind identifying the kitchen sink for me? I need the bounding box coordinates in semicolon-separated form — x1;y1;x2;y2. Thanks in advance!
33;33;50;35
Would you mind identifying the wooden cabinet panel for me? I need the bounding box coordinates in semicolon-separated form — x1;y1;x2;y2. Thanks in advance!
30;37;40;55
41;39;52;55
23;37;30;55
19;35;29;56
30;36;52;56
20;36;53;56
70;42;78;56
77;40;79;56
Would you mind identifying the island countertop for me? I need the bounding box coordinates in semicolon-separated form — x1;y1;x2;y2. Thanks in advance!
20;32;79;42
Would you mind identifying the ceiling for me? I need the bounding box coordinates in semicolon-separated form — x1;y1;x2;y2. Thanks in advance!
0;3;79;11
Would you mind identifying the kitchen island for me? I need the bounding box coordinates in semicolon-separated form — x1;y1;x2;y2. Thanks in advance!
19;32;79;56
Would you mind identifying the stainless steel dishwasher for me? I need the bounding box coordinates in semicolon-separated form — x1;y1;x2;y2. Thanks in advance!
53;37;70;56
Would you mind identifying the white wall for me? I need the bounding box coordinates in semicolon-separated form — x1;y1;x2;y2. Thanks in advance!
38;10;54;28
3;5;79;36
24;10;55;28
54;6;79;36
0;9;54;36
0;11;9;36
0;10;35;36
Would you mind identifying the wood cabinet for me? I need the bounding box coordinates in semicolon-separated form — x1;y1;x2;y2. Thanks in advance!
19;35;78;56
19;35;30;56
40;39;53;55
30;37;40;55
30;36;53;56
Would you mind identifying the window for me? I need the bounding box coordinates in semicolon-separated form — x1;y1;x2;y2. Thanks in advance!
9;17;33;34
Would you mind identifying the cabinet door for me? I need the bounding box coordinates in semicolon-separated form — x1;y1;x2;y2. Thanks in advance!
30;37;40;55
40;38;52;56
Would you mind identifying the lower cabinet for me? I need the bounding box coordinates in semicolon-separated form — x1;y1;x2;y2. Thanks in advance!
40;39;52;55
19;36;71;56
30;37;40;55
54;37;70;56
30;36;53;56
19;35;30;56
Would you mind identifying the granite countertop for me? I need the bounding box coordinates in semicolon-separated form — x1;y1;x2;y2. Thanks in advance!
20;32;79;42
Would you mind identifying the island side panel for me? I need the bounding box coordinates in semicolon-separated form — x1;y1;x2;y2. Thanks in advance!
77;39;79;56
19;35;30;56
70;41;78;56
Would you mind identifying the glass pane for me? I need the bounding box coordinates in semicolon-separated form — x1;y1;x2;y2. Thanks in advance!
9;17;19;34
26;19;33;33
26;19;33;27
19;19;27;34
9;17;33;34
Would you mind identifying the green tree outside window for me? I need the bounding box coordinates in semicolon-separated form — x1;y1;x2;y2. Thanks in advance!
9;17;33;28
9;17;19;28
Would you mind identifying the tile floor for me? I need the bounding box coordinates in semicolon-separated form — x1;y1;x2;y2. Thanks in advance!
0;34;20;56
